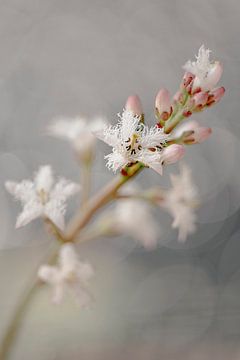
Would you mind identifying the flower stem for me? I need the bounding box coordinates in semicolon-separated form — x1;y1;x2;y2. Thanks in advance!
0;247;59;360
0;163;143;358
81;160;92;207
65;162;144;241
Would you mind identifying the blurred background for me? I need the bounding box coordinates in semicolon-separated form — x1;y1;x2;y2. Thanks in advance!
0;0;240;359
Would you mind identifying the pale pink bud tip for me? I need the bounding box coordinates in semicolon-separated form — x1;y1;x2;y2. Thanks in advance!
155;88;172;120
194;127;212;143
163;144;185;165
125;95;143;116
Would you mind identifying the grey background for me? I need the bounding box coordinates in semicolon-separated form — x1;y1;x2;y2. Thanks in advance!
0;0;240;359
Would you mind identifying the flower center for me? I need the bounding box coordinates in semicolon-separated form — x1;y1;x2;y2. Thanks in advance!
124;133;142;155
38;189;49;205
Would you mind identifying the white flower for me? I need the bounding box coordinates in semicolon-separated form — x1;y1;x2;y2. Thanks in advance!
38;244;94;305
47;116;106;159
183;45;222;91
5;165;80;230
161;165;199;242
106;184;159;249
94;109;169;174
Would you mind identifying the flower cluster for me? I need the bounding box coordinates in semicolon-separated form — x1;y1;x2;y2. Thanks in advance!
4;45;225;306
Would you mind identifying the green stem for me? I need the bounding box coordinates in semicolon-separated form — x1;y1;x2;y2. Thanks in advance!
81;160;92;207
0;281;39;360
0;247;59;360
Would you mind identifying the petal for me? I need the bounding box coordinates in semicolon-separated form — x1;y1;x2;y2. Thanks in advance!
47;117;87;141
93;125;119;147
38;265;60;284
141;127;168;148
105;151;128;172
120;110;140;140
138;150;163;175
16;201;43;228
51;179;81;200
5;180;35;204
69;283;93;308
77;261;95;283
44;201;65;231
35;165;54;193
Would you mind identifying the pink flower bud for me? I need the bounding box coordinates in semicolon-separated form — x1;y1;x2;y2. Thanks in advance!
181;72;195;91
192;62;223;92
204;62;223;90
162;144;185;165
173;90;184;104
192;127;212;143
192;92;208;109
207;86;225;105
173;120;212;144
125;95;143;116
174;120;199;137
155;88;172;120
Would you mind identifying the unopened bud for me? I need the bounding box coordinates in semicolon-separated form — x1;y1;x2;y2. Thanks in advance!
155;88;172;121
162;144;185;165
175;120;212;144
181;72;195;93
192;92;208;110
125;95;143;116
207;86;225;106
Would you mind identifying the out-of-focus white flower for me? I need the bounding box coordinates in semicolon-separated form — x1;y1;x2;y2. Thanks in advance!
47;116;107;161
161;165;199;242
102;184;159;250
5;165;80;230
38;243;94;305
113;198;159;249
183;45;223;91
94;109;171;174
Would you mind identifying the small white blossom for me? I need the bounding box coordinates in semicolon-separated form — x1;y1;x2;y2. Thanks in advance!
183;45;222;91
47;116;107;159
106;184;159;249
5;165;80;230
38;244;94;305
94;109;169;174
161;165;199;242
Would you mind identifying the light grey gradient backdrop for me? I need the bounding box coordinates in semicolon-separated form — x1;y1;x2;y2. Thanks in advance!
0;0;240;359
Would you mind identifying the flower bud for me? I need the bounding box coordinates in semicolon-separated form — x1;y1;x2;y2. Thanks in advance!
155;88;172;120
174;120;212;144
192;127;212;143
162;144;185;165
207;86;225;106
180;72;195;93
192;91;208;109
205;62;223;90
125;95;143;116
173;90;184;104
